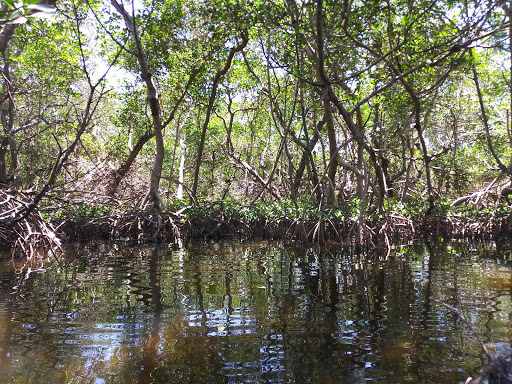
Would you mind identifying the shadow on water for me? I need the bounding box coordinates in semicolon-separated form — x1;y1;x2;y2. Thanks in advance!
0;240;511;383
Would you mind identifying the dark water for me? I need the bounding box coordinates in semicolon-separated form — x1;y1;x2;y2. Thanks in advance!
0;241;511;384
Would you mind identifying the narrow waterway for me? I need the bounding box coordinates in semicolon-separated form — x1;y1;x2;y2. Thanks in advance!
0;241;511;383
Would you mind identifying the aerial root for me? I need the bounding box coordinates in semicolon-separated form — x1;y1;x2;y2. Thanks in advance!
0;190;61;259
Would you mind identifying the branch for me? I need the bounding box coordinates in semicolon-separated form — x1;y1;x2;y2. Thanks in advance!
471;50;511;175
436;300;492;362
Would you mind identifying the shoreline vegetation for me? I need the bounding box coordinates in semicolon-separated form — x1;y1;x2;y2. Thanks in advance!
1;2;512;263
2;188;511;258
3;1;512;382
2;188;512;383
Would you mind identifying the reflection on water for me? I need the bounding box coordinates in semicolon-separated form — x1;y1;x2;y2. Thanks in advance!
0;241;511;383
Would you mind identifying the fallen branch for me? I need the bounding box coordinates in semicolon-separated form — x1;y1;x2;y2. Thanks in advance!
437;300;512;384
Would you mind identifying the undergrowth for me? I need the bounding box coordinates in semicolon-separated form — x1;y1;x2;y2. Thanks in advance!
38;196;512;244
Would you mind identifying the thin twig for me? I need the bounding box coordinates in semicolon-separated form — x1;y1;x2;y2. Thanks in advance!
436;300;492;362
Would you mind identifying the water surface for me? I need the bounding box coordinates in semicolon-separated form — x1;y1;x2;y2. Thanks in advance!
0;241;511;383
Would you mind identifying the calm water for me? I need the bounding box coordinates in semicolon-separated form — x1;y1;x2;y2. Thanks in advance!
0;241;511;384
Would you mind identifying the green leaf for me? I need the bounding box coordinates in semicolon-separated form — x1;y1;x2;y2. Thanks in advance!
3;0;14;8
8;10;23;21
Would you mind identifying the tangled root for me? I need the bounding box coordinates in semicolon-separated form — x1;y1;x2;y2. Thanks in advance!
0;190;61;258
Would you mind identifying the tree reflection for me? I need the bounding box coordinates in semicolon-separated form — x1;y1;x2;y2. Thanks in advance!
0;242;510;383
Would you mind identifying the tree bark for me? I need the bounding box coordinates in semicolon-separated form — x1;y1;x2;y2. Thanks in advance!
0;136;8;185
323;98;338;203
109;130;154;195
293;127;320;197
177;137;186;199
108;72;195;196
191;30;248;199
111;0;165;212
0;21;18;188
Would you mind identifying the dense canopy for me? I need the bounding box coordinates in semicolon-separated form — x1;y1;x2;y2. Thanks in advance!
1;0;512;248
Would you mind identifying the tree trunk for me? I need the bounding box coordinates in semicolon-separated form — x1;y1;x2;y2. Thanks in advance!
109;130;155;195
0;137;8;186
111;0;165;212
324;98;338;204
355;106;365;200
191;30;248;199
293;128;320;198
177;137;186;199
413;105;435;213
108;73;195;196
0;22;17;188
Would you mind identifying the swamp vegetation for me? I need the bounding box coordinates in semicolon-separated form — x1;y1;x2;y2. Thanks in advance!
1;0;512;382
0;0;512;250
